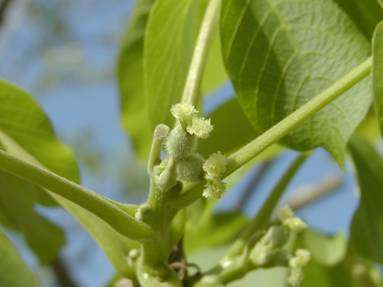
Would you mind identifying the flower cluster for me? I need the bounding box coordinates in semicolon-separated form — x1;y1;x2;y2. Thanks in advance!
279;206;307;232
288;249;311;287
171;103;212;139
248;207;310;287
202;152;228;198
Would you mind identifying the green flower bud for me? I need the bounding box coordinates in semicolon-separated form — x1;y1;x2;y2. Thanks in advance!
186;117;213;139
176;153;204;182
288;267;304;287
279;206;307;232
171;103;197;126
279;205;295;221
128;249;140;260
284;218;307;233
289;249;311;268
166;125;197;159
287;249;310;286
203;152;228;178
202;178;226;199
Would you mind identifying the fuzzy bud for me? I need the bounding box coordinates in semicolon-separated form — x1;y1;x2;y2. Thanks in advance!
284;218;307;232
279;206;295;221
202;178;226;199
171;103;197;125
166;125;197;159
186;117;213;139
287;249;310;287
288;267;304;287
289;249;311;268
203;152;228;178
176;153;204;182
153;124;170;140
279;206;306;232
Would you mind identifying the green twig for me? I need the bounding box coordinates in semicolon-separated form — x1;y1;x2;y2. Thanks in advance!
0;149;153;240
181;0;221;106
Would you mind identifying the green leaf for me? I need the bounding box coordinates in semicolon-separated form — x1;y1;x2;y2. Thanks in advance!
0;172;65;265
199;98;258;156
201;28;228;94
184;210;248;254
301;260;358;287
52;195;139;278
333;0;383;39
349;137;383;264
0;80;139;276
301;229;347;267
373;21;383;137
0;228;40;287
356;109;380;143
118;0;154;159
221;0;371;164
144;0;200;128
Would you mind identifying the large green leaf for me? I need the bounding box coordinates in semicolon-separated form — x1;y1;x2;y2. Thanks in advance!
373;21;383;137
118;0;154;159
333;0;383;39
0;229;40;287
221;0;371;163
349;137;383;264
199;98;257;156
0;80;138;276
144;0;201;128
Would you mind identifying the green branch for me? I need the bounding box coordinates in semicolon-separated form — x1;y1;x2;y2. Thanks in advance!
170;57;371;209
181;0;221;106
0;149;153;240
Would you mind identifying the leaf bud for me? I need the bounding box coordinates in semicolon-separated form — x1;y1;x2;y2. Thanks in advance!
176;153;204;182
155;157;177;191
166;125;197;159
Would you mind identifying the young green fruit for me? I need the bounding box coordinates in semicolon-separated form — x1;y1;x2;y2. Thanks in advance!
176;153;204;182
166;125;197;159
